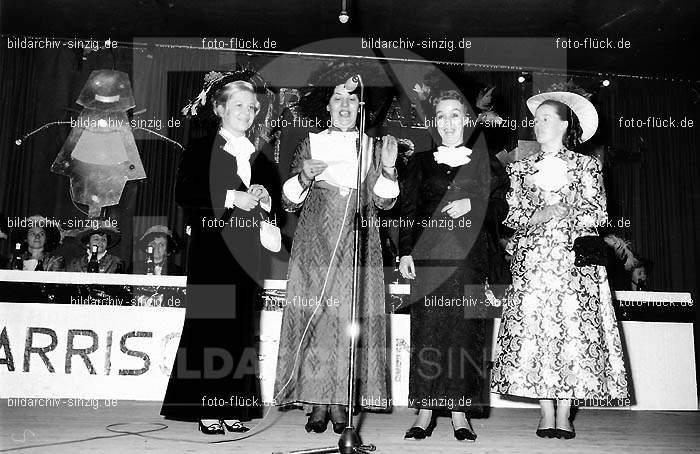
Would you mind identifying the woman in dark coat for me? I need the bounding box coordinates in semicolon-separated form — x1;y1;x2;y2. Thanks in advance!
399;90;497;441
67;221;123;273
160;70;277;435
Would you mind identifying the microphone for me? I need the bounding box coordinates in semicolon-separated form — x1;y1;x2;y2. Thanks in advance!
344;75;361;93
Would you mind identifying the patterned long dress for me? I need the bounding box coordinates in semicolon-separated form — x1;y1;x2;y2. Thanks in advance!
274;132;396;409
491;148;628;400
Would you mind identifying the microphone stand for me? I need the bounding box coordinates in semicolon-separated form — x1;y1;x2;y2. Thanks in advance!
276;76;376;454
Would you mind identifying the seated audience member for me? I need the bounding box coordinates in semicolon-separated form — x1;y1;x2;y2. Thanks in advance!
132;225;183;275
630;259;652;291
11;214;65;271
1;213;9;269
67;220;124;273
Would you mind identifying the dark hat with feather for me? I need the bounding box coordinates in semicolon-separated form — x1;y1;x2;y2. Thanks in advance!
296;59;397;129
182;66;278;148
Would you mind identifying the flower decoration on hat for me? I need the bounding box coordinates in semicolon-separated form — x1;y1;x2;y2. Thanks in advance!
412;83;432;102
547;79;593;99
181;66;279;150
182;71;230;116
295;59;396;128
411;68;503;129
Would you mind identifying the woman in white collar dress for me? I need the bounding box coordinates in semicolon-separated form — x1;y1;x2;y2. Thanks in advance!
398;90;493;442
491;91;628;439
274;69;399;434
160;70;277;435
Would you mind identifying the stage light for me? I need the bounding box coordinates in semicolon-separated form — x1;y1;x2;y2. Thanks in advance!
602;79;611;87
347;321;360;339
517;72;532;84
339;0;349;23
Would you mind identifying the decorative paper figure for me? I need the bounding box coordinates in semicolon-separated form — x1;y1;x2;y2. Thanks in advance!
50;70;146;216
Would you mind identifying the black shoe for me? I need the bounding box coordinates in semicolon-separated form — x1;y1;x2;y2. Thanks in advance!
198;420;225;435
404;418;437;440
452;424;477;441
221;420;250;433
305;407;330;433
329;405;348;434
536;428;557;438
556;426;576;439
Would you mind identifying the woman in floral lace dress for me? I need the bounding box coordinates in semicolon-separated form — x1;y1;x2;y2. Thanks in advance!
491;91;628;440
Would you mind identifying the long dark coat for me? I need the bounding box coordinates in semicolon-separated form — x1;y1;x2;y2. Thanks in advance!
160;132;276;421
399;144;501;412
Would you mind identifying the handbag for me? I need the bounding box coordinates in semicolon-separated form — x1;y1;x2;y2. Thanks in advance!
572;234;607;267
259;213;281;253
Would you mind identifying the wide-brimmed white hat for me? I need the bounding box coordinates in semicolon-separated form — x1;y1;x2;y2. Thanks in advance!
527;91;598;142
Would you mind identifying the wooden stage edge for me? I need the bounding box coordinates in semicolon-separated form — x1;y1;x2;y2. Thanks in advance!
1;401;698;453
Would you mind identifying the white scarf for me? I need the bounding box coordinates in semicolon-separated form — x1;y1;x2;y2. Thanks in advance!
434;145;472;167
220;129;255;188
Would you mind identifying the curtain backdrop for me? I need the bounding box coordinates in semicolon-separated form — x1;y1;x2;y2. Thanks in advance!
599;78;700;296
1;42;698;304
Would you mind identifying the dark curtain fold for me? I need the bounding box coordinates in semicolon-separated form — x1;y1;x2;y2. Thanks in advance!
599;78;700;298
0;43;40;224
1;42;698;386
1;44;698;304
131;46;221;246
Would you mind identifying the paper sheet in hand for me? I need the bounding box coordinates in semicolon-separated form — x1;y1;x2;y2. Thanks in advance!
309;131;372;189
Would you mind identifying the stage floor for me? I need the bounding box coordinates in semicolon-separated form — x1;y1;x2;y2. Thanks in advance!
1;401;698;453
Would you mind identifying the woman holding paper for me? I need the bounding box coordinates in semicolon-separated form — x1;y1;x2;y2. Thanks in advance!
274;68;399;434
491;91;628;439
398;90;494;442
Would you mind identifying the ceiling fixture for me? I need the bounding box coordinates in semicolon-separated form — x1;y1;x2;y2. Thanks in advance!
517;72;532;84
339;0;349;23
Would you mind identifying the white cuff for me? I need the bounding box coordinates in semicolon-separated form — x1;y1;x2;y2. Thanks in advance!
283;175;310;204
224;190;237;208
373;174;399;199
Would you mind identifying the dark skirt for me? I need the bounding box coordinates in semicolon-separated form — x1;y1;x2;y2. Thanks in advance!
160;214;263;421
408;238;489;413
